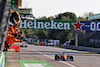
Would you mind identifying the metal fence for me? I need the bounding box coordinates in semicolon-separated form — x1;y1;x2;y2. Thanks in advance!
0;0;10;50
78;32;100;48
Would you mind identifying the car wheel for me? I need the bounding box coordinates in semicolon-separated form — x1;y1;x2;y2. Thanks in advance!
55;54;59;60
67;56;69;60
70;56;73;61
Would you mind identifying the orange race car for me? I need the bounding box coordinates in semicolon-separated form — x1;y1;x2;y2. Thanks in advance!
55;52;73;61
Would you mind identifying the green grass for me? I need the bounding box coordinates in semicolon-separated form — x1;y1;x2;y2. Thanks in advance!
19;60;54;67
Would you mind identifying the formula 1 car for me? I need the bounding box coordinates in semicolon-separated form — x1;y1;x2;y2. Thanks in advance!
20;44;27;47
55;52;73;61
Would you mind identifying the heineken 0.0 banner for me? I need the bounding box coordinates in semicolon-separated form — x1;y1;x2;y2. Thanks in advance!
19;19;100;31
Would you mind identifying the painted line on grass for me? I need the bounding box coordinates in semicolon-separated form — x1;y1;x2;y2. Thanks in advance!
19;60;54;67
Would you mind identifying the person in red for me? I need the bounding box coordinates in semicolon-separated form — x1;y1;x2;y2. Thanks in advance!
8;21;20;34
7;21;21;39
3;11;22;52
8;11;21;36
3;33;23;52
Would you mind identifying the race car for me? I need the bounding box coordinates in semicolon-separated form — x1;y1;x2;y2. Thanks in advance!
55;52;73;61
20;44;27;47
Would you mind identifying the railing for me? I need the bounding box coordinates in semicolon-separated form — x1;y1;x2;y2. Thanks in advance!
0;0;10;50
0;0;10;67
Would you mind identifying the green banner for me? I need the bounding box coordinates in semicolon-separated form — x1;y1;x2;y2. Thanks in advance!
10;0;16;8
20;19;75;30
20;20;100;31
12;10;30;14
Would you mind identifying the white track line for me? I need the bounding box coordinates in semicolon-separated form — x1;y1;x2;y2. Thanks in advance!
27;48;76;67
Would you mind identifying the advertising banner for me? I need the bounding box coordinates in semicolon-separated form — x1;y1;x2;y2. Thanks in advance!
10;0;16;8
20;19;100;31
12;10;30;14
80;21;100;31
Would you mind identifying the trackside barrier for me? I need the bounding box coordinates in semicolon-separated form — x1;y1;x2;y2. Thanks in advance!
62;45;100;53
0;52;5;67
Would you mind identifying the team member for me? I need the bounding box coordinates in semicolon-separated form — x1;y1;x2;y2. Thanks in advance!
9;11;21;34
10;11;21;25
3;11;22;52
7;11;21;38
8;22;19;35
3;33;23;52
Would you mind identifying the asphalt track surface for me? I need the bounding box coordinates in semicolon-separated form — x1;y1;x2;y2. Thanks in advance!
6;42;100;67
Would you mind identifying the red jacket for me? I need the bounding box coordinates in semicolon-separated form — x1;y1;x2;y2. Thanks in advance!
6;35;20;44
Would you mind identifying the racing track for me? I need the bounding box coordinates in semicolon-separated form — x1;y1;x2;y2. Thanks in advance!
6;42;100;67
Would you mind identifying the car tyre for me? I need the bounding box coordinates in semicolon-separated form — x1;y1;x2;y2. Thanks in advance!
55;54;59;60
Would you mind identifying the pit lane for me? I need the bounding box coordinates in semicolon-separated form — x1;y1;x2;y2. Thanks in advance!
6;42;100;67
